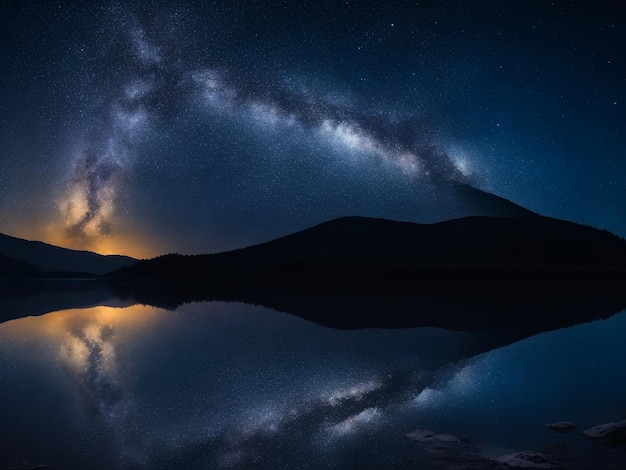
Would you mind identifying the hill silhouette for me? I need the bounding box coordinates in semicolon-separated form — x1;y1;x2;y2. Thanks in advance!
110;215;626;280
0;232;136;275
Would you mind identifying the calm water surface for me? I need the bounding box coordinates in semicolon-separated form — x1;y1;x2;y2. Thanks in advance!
1;301;625;469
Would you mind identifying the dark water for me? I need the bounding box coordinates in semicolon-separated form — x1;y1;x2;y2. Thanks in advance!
1;300;625;469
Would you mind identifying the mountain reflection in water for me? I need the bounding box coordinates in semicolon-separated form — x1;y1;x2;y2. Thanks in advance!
1;288;626;469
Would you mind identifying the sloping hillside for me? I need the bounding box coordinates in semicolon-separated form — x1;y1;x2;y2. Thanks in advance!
0;232;136;275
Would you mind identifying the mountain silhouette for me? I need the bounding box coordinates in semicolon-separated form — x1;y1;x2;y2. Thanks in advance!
110;214;626;280
103;213;626;332
0;232;136;275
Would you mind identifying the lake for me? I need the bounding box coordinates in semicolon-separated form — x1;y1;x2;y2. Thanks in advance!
1;297;626;469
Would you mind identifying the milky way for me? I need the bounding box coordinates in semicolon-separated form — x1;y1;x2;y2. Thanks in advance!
1;1;625;255
54;8;472;253
191;67;470;182
58;19;166;248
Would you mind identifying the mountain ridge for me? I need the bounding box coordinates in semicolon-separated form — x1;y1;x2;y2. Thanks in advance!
0;232;136;275
109;214;626;280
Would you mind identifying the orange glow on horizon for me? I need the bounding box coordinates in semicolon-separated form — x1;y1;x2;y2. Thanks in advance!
4;216;228;259
45;231;157;259
8;223;161;259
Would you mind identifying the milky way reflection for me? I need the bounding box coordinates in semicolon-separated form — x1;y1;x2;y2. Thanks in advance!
1;303;626;469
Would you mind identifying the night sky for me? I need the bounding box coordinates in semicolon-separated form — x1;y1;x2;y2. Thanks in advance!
1;0;625;258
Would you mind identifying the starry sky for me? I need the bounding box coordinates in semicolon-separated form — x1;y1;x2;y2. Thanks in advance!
1;0;625;257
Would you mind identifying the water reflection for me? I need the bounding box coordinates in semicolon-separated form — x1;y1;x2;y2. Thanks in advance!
409;310;626;452
1;302;625;469
0;306;163;467
0;302;489;468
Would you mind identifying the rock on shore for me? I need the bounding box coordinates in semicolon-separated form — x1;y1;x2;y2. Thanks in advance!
544;421;577;434
491;451;561;469
582;419;626;445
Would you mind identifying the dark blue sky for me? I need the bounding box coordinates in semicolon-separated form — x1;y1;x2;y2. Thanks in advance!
1;0;624;257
